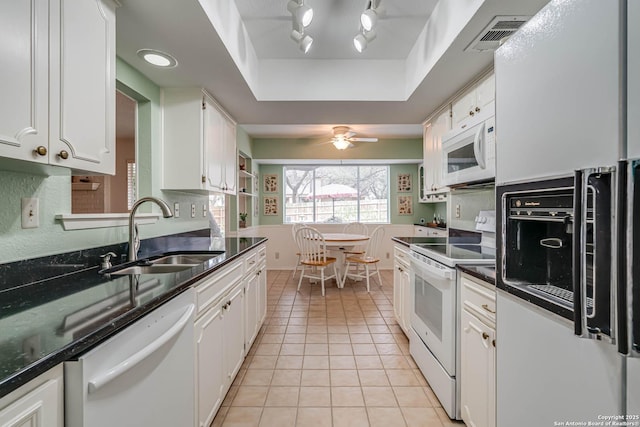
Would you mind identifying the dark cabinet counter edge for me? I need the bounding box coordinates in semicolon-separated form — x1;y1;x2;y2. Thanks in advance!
0;237;267;398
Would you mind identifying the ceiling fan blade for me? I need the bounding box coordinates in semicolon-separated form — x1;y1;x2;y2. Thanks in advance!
350;137;378;142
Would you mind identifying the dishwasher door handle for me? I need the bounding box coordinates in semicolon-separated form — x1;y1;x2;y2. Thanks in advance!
88;303;195;394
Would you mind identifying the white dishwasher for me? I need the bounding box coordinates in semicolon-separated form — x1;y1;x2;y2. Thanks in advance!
65;288;195;427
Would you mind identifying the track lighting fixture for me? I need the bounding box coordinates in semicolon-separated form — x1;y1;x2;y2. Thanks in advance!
353;28;376;53
291;29;313;53
354;0;381;52
288;0;314;53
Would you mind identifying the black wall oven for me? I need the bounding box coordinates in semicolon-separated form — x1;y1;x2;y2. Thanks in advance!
497;170;617;344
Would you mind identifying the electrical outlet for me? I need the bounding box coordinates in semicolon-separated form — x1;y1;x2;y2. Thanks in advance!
191;204;196;218
21;198;39;229
455;204;461;218
174;202;180;218
202;204;207;217
386;252;390;259
275;252;280;259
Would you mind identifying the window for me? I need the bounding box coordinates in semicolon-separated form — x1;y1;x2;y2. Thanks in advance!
284;165;389;223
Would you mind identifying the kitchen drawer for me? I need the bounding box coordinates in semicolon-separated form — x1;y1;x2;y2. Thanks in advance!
394;245;410;267
461;274;496;326
195;260;243;315
257;245;266;264
244;251;258;275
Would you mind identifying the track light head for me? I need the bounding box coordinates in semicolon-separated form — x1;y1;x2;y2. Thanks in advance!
360;8;377;31
353;33;367;53
287;0;313;28
353;29;376;53
291;29;313;53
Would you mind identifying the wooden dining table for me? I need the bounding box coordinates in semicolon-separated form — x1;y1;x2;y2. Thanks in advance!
320;233;369;288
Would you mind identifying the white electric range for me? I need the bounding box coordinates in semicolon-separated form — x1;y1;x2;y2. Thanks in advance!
408;210;496;420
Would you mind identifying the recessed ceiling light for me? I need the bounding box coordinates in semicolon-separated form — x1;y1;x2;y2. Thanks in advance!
137;49;178;68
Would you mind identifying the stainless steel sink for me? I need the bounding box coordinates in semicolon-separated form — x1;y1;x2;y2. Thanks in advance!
150;254;221;265
108;264;196;275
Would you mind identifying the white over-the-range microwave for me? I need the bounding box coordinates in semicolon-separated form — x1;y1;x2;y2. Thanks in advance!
441;108;496;186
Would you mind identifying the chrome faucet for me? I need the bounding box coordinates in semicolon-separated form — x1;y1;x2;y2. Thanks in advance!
128;197;173;262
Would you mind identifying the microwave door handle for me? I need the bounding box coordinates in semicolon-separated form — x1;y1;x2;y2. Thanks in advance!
473;123;486;169
573;169;584;337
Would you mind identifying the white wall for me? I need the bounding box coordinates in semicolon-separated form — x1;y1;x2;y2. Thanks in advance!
237;223;415;271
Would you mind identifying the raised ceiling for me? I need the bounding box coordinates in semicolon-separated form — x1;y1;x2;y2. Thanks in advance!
115;0;549;139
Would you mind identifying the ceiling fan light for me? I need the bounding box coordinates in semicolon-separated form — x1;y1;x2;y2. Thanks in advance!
361;9;377;31
333;138;351;150
353;33;367;53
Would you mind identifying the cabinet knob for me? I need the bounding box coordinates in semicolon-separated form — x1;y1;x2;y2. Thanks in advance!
492;339;496;347
34;146;47;156
475;107;481;112
469;111;475;116
482;332;489;340
57;150;69;160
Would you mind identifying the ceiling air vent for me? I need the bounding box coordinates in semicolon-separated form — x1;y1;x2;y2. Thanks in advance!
465;16;530;52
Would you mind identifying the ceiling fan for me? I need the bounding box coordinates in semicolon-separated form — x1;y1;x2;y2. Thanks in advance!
330;126;378;150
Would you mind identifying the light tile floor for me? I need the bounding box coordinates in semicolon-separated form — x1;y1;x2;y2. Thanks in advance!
213;269;464;427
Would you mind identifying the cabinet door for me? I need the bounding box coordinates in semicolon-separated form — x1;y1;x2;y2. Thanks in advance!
244;270;259;349
49;0;116;174
194;304;225;427
0;377;62;427
475;73;495;115
393;261;403;328
461;309;496;427
451;91;476;129
0;0;49;163
400;266;411;335
204;97;225;192
422;123;435;193
223;285;245;384
257;263;267;325
223;118;237;194
431;109;451;191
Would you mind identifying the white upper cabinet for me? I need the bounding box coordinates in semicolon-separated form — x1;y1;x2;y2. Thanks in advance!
422;107;451;197
452;72;495;131
163;88;237;194
0;0;116;174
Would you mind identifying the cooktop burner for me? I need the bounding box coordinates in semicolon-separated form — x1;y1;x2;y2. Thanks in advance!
409;243;496;267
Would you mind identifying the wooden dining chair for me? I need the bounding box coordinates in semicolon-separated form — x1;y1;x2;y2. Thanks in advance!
291;223;305;279
342;222;369;274
342;225;385;292
295;226;338;297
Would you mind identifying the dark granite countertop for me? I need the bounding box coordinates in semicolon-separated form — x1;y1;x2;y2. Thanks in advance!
457;264;496;286
0;231;266;397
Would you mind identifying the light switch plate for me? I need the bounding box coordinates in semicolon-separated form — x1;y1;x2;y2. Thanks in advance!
191;204;196;218
174;202;180;218
21;198;39;229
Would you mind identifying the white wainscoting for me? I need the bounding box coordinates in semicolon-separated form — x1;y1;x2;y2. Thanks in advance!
236;224;415;271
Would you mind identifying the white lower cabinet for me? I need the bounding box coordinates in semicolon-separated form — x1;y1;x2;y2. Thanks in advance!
194;303;225;427
0;365;63;427
460;274;496;427
393;244;412;336
194;243;267;427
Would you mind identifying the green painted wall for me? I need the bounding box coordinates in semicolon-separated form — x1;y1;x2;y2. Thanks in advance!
0;57;209;263
256;163;433;225
251;137;423;161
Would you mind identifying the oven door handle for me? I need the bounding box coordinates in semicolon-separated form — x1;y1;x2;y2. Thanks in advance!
411;258;454;281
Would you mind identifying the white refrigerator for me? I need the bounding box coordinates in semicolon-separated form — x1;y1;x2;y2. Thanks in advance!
494;0;639;424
